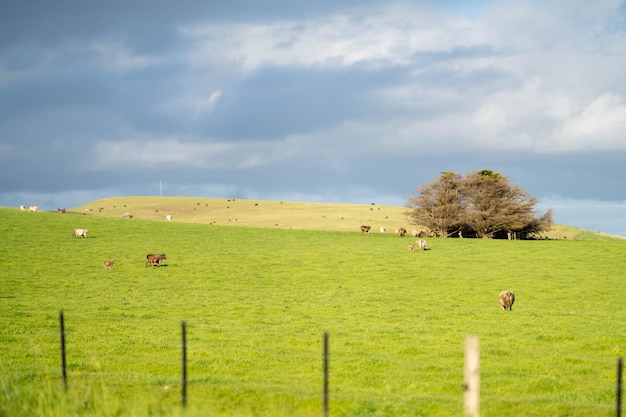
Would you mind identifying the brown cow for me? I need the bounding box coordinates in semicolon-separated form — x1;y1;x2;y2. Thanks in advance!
104;260;115;269
498;290;515;310
146;253;167;267
395;228;407;237
360;225;371;233
408;243;414;251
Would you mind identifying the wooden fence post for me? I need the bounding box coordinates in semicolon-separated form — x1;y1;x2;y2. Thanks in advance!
618;357;623;417
464;335;480;417
182;321;187;408
59;311;67;392
323;332;329;417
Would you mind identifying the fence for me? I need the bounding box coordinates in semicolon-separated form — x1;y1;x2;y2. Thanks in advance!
58;311;623;416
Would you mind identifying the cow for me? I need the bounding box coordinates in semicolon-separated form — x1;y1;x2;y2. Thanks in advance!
417;239;427;251
411;229;419;237
395;228;407;237
103;260;115;269
20;205;26;211
122;212;134;218
379;227;386;233
360;225;371;233
408;242;414;251
146;253;166;267
27;205;39;212
165;214;172;222
72;228;89;238
498;290;515;311
58;208;66;213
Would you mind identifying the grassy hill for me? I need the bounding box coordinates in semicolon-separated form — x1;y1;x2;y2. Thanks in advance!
1;207;625;416
64;196;622;241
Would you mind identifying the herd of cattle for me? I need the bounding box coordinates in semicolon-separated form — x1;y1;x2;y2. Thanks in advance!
20;204;513;310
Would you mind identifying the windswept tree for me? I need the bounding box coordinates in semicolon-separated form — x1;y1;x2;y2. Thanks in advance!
407;170;553;239
406;171;466;237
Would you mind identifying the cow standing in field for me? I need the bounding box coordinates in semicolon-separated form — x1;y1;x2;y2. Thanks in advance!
72;228;89;238
58;208;66;213
396;228;407;237
146;253;167;267
20;205;26;211
27;205;39;212
360;225;371;233
498;290;515;310
411;229;419;237
122;212;134;218
165;214;172;222
417;239;427;251
104;260;115;269
379;227;386;233
408;243;414;251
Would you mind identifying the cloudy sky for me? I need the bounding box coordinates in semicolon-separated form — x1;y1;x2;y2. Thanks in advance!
1;0;625;236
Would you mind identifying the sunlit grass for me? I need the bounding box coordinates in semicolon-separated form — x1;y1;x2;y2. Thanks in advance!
0;207;625;416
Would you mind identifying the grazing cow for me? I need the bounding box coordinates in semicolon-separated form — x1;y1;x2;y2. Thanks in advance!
20;205;26;211
411;229;419;237
408;243;414;251
417;239;427;251
103;260;115;269
360;225;371;233
146;253;166;267
122;212;133;218
379;227;386;233
27;205;39;212
396;228;407;237
165;214;172;222
498;290;515;311
72;228;89;238
58;208;66;213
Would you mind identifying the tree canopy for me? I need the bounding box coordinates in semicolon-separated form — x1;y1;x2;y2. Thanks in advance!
406;170;553;239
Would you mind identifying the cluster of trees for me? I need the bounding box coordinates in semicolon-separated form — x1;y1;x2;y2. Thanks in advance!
406;170;553;239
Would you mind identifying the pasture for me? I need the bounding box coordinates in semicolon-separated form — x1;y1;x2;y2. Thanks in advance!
1;206;625;416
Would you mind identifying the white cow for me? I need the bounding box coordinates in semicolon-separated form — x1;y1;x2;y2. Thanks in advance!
122;212;133;218
379;227;386;233
72;228;89;238
20;205;26;211
27;205;39;212
165;214;172;222
417;239;427;251
412;229;419;237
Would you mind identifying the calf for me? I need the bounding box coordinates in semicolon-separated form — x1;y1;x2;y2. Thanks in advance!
360;225;371;233
72;228;89;238
498;290;515;310
103;260;115;269
408;243;414;251
146;253;167;267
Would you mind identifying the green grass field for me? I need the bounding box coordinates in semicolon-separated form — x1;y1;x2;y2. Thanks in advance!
1;199;625;416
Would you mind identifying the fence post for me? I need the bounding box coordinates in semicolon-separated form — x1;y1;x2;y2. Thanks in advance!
182;321;187;408
323;332;329;417
464;335;480;417
618;357;623;417
59;311;67;392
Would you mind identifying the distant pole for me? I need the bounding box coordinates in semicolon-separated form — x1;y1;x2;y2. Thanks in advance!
618;357;623;417
323;332;329;417
464;335;480;417
59;311;67;392
182;321;187;408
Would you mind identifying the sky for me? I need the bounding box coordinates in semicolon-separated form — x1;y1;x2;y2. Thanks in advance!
1;0;625;236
